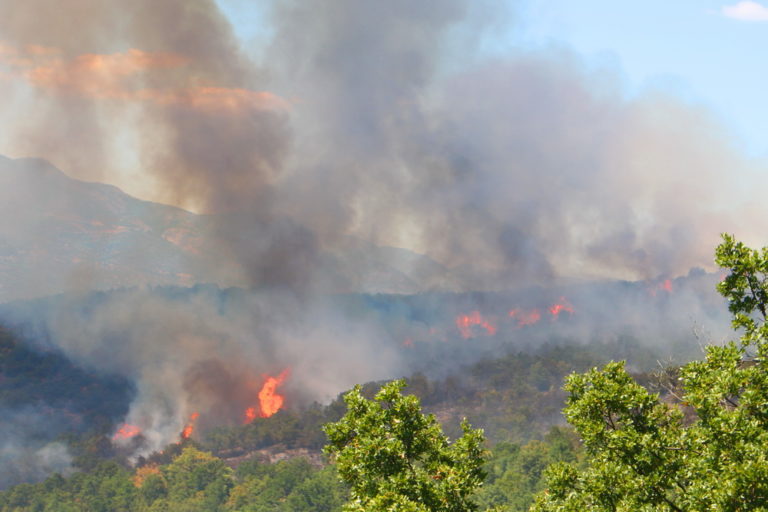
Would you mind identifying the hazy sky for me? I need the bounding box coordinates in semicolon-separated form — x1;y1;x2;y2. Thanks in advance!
217;0;768;157
2;0;768;283
514;1;768;157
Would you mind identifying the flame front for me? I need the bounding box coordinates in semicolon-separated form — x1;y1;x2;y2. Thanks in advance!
548;297;575;318
113;423;141;441
245;369;290;423
455;311;497;338
181;412;199;440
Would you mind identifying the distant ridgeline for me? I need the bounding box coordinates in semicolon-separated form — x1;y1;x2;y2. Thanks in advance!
0;324;134;488
0;325;133;427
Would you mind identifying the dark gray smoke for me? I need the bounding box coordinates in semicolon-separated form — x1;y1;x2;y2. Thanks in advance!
1;0;765;288
0;0;764;473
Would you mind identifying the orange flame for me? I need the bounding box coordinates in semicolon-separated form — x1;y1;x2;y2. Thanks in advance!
455;311;497;338
181;412;199;440
648;279;673;297
113;423;141;441
245;369;290;423
548;297;575;318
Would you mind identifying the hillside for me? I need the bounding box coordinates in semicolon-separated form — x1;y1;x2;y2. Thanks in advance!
0;156;460;302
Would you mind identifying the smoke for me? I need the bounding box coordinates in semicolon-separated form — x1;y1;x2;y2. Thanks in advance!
0;0;765;476
1;0;765;288
5;287;400;456
0;409;73;488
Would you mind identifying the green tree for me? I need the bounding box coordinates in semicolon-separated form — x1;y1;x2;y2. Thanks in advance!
160;445;234;512
323;379;487;512
533;234;768;511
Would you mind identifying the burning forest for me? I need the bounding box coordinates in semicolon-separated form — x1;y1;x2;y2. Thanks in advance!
0;0;765;496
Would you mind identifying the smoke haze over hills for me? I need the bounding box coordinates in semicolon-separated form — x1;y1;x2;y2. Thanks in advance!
0;0;766;291
0;0;764;483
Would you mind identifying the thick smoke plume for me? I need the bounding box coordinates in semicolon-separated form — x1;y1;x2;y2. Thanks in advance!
5;287;400;457
1;0;765;287
0;0;766;476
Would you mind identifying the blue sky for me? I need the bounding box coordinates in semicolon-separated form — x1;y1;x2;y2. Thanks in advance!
217;0;768;158
511;1;768;157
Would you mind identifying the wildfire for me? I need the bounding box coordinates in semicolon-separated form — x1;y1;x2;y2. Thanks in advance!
455;311;497;338
648;279;673;297
181;412;199;440
245;369;290;423
548;297;575;318
112;423;141;441
451;298;577;340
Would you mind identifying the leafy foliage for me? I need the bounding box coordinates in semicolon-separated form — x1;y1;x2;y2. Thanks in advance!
0;446;346;512
533;234;768;511
324;379;487;512
475;428;584;512
0;325;132;425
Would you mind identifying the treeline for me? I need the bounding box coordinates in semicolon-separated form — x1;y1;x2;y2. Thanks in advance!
0;325;132;427
0;338;657;511
0;445;344;512
0;428;585;512
201;338;659;456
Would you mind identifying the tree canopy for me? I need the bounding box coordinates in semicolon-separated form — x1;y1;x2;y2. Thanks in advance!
533;234;768;511
323;379;487;512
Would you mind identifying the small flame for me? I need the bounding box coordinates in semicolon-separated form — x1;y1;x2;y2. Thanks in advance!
402;338;414;348
113;423;141;441
548;297;575;318
648;279;673;297
181;412;199;440
455;311;497;338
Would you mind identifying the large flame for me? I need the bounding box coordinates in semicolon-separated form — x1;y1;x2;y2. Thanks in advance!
112;423;141;441
181;412;199;440
245;369;290;422
455;311;497;338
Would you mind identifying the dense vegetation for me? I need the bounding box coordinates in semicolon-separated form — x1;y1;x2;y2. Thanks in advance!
0;429;585;512
532;234;768;510
0;338;614;511
0;446;346;512
0;337;647;511
4;234;766;511
0;325;132;426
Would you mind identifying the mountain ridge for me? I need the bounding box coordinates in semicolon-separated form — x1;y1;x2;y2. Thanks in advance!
0;156;453;302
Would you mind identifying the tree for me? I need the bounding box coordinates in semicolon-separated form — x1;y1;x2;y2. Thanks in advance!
533;234;768;511
323;379;487;512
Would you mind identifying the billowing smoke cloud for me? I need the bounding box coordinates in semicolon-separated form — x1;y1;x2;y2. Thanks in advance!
264;0;767;285
8;287;400;456
1;0;765;288
0;0;305;290
0;0;765;476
